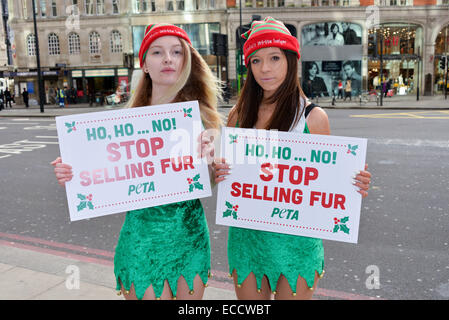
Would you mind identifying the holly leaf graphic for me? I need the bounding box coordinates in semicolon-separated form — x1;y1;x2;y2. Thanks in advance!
87;202;94;210
340;224;350;234
187;108;192;113
189;184;194;192
194;182;203;190
77;194;86;200
351;145;358;151
223;209;233;218
351;151;356;155
225;201;233;209
340;216;349;224
333;225;340;233
77;201;87;212
65;122;72;128
232;211;238;220
193;174;200;182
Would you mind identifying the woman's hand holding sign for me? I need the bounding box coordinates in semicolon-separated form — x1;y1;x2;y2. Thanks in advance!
353;164;371;198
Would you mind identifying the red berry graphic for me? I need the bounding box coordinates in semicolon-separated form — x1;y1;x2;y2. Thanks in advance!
73;127;76;131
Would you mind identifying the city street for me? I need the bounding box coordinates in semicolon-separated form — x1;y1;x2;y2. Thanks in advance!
0;107;448;300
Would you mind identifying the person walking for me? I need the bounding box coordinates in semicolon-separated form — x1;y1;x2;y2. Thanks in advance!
51;23;222;300
213;17;371;300
22;88;29;108
344;79;352;101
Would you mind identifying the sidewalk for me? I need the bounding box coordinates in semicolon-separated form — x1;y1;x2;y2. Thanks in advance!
0;94;448;118
0;241;236;300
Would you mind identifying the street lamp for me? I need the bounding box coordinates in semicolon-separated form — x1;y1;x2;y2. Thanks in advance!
31;0;45;113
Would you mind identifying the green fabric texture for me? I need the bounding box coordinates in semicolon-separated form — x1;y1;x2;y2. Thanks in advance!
114;199;210;299
228;119;324;292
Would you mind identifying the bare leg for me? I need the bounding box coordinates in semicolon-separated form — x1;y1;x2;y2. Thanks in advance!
176;274;206;300
232;270;272;300
274;272;320;300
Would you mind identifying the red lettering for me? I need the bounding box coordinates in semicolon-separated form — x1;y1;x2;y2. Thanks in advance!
242;183;252;198
120;140;135;159
150;137;164;156
334;194;346;210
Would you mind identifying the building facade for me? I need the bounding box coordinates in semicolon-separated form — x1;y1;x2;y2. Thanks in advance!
2;0;448;103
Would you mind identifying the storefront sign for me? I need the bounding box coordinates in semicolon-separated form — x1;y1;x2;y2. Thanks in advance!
56;101;211;221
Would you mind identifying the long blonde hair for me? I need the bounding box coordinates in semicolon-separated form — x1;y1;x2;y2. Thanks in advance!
126;38;223;130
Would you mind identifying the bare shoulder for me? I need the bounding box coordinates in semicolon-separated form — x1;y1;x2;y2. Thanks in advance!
306;106;330;135
226;105;238;127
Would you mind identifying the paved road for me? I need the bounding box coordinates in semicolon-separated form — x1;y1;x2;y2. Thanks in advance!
0;108;448;299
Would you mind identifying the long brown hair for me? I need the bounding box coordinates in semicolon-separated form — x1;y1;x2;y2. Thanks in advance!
231;50;306;131
126;38;222;130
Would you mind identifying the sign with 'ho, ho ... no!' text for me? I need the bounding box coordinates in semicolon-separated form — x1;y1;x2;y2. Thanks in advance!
56;101;211;221
216;127;367;243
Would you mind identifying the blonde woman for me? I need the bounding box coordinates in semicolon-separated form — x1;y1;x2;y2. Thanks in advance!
51;24;222;300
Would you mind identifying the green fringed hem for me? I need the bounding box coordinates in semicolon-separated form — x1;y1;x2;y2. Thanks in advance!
229;262;325;294
115;270;211;299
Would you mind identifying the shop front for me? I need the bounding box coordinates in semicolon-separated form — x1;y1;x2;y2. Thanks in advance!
368;23;423;96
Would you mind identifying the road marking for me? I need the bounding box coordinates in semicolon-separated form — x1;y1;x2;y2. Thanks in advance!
35;136;58;139
350;111;449;119
0;232;384;300
0;127;7;130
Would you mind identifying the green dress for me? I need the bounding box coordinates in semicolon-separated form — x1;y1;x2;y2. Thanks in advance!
228;118;324;294
114;199;210;299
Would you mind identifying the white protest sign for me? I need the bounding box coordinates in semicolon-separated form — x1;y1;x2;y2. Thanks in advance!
55;101;211;221
216;127;367;243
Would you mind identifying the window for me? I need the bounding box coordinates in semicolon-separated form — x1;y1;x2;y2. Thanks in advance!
151;0;156;11
245;0;252;7
322;0;330;5
167;1;174;10
267;0;275;7
48;33;60;55
177;0;185;10
89;31;101;54
133;0;140;13
342;0;350;5
112;0;119;14
278;0;285;6
40;0;47;17
27;34;36;56
110;30;123;53
51;0;57;16
97;0;105;14
85;0;94;14
70;0;79;15
68;33;80;55
390;0;397;5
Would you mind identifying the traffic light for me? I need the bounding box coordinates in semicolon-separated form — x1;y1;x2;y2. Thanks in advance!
440;56;447;70
368;33;377;57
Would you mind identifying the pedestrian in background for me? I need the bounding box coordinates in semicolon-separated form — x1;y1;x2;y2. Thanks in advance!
344;79;352;101
4;88;12;108
213;17;371;300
